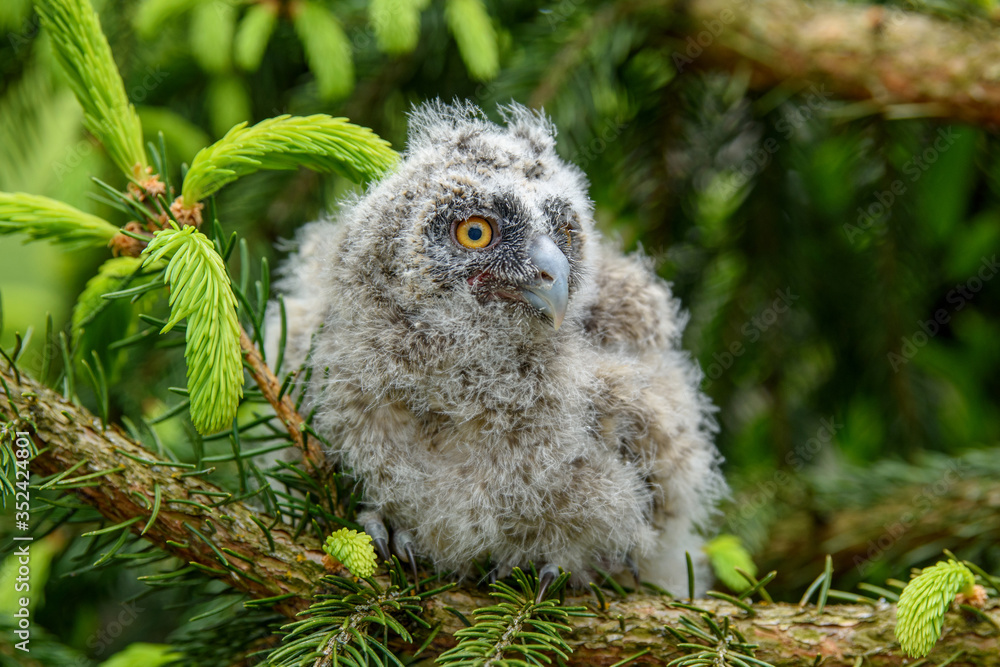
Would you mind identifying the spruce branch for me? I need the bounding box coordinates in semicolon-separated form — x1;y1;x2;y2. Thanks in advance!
436;568;588;667
0;364;333;619
267;571;424;667
0;192;119;248
664;604;772;667
670;0;1000;127
35;0;148;177
2;364;999;665
142;223;244;434
180;115;397;205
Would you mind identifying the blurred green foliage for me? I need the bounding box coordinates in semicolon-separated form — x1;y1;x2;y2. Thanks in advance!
0;0;998;660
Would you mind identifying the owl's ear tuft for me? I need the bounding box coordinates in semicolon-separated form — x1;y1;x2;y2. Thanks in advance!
500;103;557;157
406;98;489;151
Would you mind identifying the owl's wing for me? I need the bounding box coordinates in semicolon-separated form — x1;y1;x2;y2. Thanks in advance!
581;245;685;353
582;245;726;594
264;220;341;374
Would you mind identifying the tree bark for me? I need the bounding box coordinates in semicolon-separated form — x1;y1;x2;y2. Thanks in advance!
1;363;334;619
2;364;998;665
674;0;1000;127
749;472;1000;595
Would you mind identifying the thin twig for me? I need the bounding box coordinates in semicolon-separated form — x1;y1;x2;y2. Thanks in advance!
239;328;326;475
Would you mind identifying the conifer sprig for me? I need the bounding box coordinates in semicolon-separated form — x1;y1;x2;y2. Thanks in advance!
36;0;148;177
664;603;774;667
436;568;588;666
0;192;119;248
324;529;378;579
267;570;426;667
142;223;244;434
895;560;978;658
181;115;398;205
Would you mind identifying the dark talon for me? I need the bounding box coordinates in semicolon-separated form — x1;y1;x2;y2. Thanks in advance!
536;563;560;603
359;512;391;563
372;538;391;563
393;530;419;590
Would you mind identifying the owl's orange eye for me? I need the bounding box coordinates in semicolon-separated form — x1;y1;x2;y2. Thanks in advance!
453;216;494;249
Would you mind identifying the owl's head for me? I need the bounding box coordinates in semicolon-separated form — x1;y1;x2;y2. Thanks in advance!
340;101;596;333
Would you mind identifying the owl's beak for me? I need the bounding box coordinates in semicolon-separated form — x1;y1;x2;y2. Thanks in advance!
519;235;570;330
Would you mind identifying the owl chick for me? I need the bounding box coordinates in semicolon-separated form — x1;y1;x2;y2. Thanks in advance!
269;101;726;595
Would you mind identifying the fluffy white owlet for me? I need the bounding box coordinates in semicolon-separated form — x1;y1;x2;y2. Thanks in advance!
269;101;726;595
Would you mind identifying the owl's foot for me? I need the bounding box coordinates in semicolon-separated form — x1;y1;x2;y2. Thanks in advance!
535;563;561;603
393;529;420;590
358;512;422;588
359;512;392;563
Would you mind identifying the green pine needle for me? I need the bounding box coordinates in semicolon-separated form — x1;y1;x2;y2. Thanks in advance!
444;0;499;81
324;528;378;579
895;560;977;658
703;534;758;592
234;2;279;71
142;223;244;434
36;0;148;177
181;114;397;205
0;192;119;248
370;0;429;54
292;2;355;101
